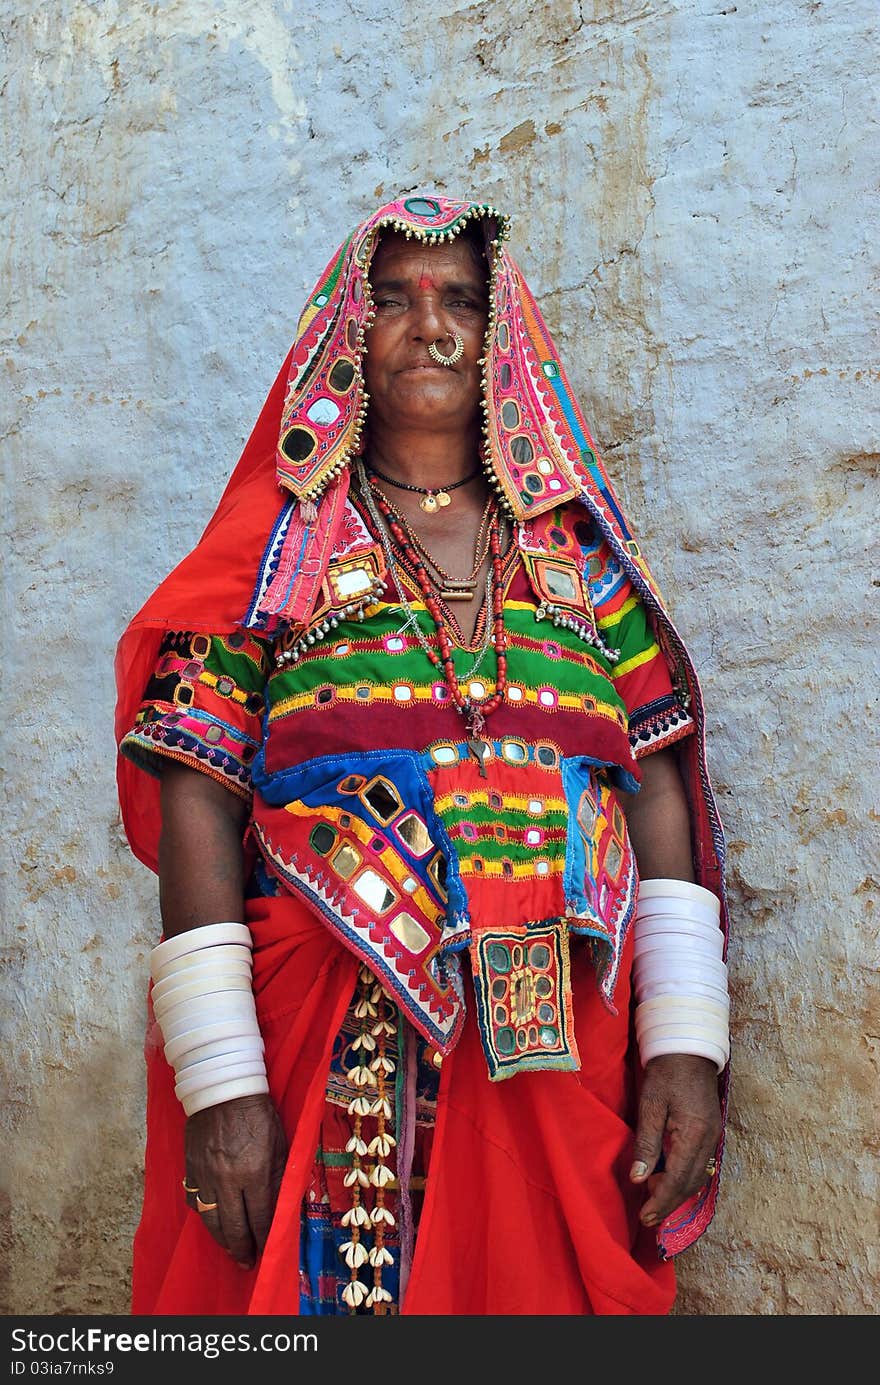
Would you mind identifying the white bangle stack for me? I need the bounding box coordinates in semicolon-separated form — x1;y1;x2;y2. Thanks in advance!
633;879;730;1072
150;922;269;1116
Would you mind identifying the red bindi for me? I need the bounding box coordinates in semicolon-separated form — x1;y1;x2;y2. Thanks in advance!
418;272;436;290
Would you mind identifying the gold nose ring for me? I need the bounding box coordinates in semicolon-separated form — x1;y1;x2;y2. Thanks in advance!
428;333;464;366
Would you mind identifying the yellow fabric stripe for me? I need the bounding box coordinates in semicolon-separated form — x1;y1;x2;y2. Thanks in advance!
270;682;626;724
613;643;660;679
280;800;444;920
597;595;639;628
457;857;564;879
434;791;567;815
197;670;254;707
271;682;470;719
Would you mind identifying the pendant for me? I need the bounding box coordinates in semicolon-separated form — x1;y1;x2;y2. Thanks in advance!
440;584;477;602
420;493;439;513
467;738;489;779
436;491;451;508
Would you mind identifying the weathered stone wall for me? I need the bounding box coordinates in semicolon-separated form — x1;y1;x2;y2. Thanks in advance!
3;0;876;1315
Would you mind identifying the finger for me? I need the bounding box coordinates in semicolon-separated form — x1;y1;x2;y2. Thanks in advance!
630;1089;668;1183
193;1189;230;1253
217;1188;257;1270
640;1123;715;1224
243;1162;284;1255
642;1159;703;1222
182;1173;200;1213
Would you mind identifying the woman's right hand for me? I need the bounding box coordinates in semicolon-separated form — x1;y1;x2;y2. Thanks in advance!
183;1093;288;1269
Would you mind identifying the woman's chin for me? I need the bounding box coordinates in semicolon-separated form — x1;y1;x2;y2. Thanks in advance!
378;379;479;429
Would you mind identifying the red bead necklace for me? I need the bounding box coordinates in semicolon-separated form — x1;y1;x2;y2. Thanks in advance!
371;487;496;600
370;487;509;753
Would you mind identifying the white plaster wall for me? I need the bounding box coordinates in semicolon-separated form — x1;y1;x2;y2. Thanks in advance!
2;0;876;1314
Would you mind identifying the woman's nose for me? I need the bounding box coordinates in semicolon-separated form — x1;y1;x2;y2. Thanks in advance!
410;293;445;341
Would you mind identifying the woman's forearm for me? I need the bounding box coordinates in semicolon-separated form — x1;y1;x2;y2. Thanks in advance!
158;763;250;938
620;747;695;882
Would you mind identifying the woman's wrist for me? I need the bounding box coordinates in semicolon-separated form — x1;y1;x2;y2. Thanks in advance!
633;879;730;1072
150;921;269;1114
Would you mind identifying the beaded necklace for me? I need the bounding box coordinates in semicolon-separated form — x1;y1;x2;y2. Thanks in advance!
357;462;508;770
370;488;496;601
365;461;481;513
357;468;495;678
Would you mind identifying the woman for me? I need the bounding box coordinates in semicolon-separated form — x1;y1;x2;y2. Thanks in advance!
115;195;729;1315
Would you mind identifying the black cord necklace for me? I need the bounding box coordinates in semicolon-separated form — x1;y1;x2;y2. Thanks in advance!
365;460;482;513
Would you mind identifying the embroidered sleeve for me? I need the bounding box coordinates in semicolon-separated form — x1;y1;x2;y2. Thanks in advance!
120;631;272;800
583;532;694;759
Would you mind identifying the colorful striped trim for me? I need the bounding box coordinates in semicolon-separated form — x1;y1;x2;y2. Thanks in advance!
121;708;258;798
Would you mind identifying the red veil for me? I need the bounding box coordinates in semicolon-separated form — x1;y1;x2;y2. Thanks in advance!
115;346;294;873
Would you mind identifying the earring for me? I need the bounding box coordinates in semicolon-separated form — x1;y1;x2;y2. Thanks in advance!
428;333;464;366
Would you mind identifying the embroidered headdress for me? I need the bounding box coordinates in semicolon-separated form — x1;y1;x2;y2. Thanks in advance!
274;195;583;517
247;194;667;635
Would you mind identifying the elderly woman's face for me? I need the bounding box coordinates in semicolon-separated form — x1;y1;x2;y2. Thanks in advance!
364;231;489;434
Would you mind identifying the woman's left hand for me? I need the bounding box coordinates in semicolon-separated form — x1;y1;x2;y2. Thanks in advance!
185;1093;288;1269
629;1052;722;1227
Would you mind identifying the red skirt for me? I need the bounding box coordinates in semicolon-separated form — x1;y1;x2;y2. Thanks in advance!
132;895;675;1316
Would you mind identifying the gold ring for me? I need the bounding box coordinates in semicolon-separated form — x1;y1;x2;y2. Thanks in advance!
427;333;464;367
196;1195;219;1213
182;1178;199;1195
